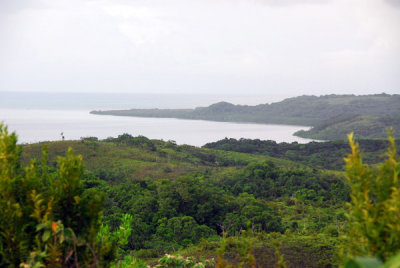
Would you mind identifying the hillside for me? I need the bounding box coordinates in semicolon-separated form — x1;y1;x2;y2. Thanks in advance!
21;135;289;182
5;131;399;267
19;133;352;266
91;94;400;127
294;115;400;140
204;137;395;170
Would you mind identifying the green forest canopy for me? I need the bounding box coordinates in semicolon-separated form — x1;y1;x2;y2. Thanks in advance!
1;125;399;267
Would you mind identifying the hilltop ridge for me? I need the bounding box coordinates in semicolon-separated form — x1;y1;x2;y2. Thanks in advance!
91;94;400;140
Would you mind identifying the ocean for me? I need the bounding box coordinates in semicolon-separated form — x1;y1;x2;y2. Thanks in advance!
0;92;314;146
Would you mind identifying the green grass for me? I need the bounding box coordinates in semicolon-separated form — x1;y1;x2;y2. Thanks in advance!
21;138;299;183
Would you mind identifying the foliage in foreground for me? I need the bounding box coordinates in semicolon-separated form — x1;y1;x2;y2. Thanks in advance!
344;253;400;268
0;124;130;267
341;133;400;262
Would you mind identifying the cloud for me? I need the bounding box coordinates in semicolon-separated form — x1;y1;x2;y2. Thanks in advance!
385;0;400;7
0;0;42;15
0;0;399;95
255;0;332;6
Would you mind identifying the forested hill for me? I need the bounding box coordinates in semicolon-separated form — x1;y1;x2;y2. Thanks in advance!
19;134;351;266
91;94;400;126
204;137;395;170
6;131;400;266
295;115;400;140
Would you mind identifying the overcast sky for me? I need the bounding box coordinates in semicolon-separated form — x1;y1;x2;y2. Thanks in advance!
0;0;399;95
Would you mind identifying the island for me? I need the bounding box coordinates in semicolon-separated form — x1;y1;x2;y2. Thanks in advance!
91;93;400;140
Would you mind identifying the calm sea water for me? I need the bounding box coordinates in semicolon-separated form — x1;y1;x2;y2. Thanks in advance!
0;92;314;146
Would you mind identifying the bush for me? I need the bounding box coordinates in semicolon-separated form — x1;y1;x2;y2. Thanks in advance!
0;124;121;267
341;133;400;261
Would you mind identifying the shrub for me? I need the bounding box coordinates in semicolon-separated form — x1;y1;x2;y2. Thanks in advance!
0;124;122;267
341;133;400;261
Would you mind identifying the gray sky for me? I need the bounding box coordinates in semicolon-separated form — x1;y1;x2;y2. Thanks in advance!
1;0;399;95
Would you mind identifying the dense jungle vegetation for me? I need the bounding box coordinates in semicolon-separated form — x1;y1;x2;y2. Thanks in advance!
1;125;399;267
91;94;400;140
204;137;398;170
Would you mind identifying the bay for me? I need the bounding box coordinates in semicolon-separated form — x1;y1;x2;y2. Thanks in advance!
0;109;314;146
